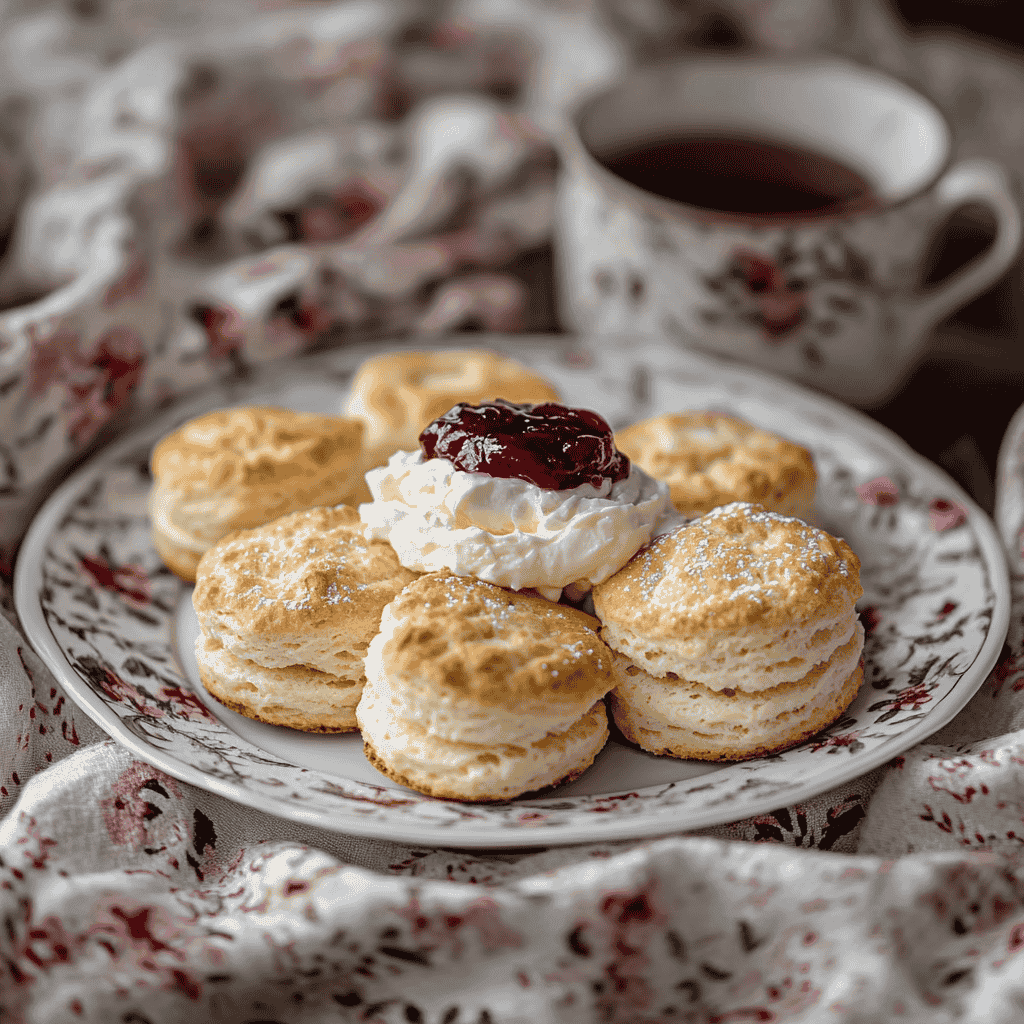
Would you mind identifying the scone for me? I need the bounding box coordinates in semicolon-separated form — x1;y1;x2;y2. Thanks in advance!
193;505;418;732
149;405;369;582
345;348;561;468
614;412;816;518
592;501;864;761
356;573;616;800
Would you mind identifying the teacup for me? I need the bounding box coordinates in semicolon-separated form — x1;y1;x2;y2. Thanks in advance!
555;56;1022;407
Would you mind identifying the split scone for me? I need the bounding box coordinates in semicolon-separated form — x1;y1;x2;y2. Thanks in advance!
150;405;369;582
614;412;816;519
356;573;616;801
592;502;864;761
345;348;561;469
193;505;418;732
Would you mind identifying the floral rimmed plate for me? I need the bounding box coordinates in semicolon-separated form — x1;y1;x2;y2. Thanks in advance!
14;335;1010;848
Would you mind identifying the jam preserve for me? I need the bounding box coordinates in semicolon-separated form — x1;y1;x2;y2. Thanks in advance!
419;400;630;490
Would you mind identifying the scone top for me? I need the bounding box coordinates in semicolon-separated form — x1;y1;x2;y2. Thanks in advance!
593;501;862;638
419;399;630;490
151;406;363;493
614;412;817;517
378;573;615;716
193;504;418;643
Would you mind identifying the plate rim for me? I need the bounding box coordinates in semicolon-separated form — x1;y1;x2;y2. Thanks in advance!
13;338;1012;848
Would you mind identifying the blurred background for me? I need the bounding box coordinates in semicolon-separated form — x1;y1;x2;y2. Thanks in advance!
2;0;1024;576
877;0;1024;512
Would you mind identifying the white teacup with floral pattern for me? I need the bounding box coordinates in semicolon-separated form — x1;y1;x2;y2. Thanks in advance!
555;56;1022;407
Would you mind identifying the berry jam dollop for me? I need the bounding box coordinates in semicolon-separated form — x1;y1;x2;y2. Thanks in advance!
419;400;630;490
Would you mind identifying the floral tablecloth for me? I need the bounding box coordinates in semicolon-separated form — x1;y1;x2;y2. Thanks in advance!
5;1;1024;1020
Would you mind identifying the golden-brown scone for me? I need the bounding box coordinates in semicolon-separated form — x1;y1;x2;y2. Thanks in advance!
149;405;369;583
614;412;816;519
605;639;864;761
592;501;864;761
193;505;418;732
356;573;615;800
345;348;561;468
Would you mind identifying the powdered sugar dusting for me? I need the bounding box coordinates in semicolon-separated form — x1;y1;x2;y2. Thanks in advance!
210;510;383;614
618;502;856;616
423;575;608;673
435;574;517;627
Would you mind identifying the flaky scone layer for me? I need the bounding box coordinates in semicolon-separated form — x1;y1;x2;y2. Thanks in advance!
608;626;865;761
193;504;418;676
360;693;609;802
615;411;816;518
345;348;561;467
601;606;858;693
196;634;361;732
149;474;371;553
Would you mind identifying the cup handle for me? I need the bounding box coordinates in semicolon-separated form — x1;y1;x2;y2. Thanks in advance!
905;157;1022;336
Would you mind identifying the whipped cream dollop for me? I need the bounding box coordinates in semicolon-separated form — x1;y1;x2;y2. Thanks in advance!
360;450;675;599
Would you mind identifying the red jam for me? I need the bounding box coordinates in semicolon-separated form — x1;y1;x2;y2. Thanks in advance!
419;400;630;490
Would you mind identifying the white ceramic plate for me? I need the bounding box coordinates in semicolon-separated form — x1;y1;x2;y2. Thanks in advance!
15;335;1010;847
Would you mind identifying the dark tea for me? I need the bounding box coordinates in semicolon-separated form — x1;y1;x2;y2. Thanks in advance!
599;136;877;216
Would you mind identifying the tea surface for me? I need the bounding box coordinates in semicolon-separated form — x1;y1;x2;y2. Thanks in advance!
600;136;876;216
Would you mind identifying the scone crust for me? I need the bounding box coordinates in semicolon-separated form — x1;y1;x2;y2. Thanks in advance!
593;502;862;640
150;528;205;583
345;348;561;464
361;701;608;802
193;505;419;657
149;405;368;581
609;657;864;762
196;641;360;733
615;412;816;517
151;405;364;495
379;573;615;713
